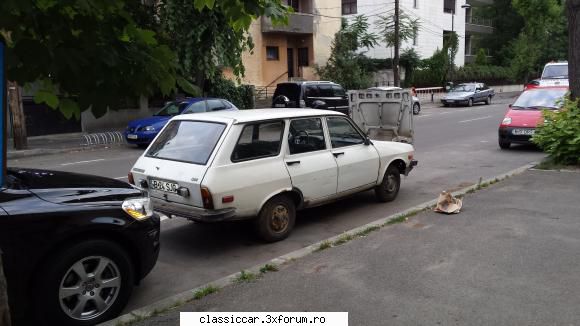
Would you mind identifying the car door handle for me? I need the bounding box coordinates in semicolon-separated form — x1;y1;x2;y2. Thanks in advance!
333;152;345;157
286;161;301;165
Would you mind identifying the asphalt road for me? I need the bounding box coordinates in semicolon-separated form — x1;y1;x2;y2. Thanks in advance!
8;95;546;312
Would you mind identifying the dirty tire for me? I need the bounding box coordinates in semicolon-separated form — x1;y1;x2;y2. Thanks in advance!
34;239;134;326
255;195;296;242
467;98;473;107
375;165;401;203
499;139;511;149
413;103;421;115
443;103;450;107
486;95;492;105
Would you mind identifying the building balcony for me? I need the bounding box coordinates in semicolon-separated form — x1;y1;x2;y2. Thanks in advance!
465;16;494;34
261;13;314;34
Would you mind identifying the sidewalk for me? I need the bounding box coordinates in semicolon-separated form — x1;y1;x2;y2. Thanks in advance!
130;169;580;325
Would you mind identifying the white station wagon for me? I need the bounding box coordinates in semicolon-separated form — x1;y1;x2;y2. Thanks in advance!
129;109;417;242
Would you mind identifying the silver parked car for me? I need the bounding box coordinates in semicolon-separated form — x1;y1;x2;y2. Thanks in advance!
441;83;494;107
367;87;421;115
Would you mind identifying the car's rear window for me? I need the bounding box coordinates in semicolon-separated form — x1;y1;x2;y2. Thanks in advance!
273;84;301;102
512;89;567;110
542;64;568;79
146;120;226;165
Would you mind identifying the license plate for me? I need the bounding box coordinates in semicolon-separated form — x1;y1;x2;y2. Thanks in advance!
127;134;138;140
274;104;285;108
150;179;179;193
446;100;455;103
512;128;535;135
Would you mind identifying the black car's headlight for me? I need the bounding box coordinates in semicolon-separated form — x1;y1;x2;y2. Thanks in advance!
122;197;153;220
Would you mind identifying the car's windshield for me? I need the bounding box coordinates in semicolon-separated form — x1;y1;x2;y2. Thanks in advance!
512;89;567;110
146;120;226;165
451;85;475;92
154;102;189;117
542;64;568;79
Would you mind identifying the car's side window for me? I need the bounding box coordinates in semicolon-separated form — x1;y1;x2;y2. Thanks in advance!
183;101;206;114
231;121;284;162
305;85;319;98
326;117;365;148
318;85;333;97
332;85;346;97
288;118;326;155
207;99;227;111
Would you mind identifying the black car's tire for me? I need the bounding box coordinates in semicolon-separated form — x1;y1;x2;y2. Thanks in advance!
499;139;511;149
443;103;450;107
255;195;296;242
486;96;492;105
375;165;401;203
467;98;473;107
35;239;134;326
137;144;148;149
413;103;421;115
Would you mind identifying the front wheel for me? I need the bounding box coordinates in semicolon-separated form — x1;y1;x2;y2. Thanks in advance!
499;139;511;149
467;98;473;107
485;96;492;105
35;240;134;326
255;195;296;242
413;103;421;115
375;165;401;202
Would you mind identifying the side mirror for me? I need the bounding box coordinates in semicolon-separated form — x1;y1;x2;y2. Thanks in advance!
364;137;372;145
509;104;513;108
312;100;328;110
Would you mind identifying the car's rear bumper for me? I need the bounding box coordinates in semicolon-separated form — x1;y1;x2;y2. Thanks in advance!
498;127;535;144
405;159;418;176
151;197;238;222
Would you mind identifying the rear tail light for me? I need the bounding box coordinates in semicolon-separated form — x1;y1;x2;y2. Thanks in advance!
128;172;135;185
201;186;214;209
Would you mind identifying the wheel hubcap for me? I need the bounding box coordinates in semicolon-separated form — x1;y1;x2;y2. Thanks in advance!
270;205;289;233
59;256;121;321
386;174;397;193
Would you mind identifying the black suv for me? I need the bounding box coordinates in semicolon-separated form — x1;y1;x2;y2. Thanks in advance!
0;168;160;326
272;81;349;115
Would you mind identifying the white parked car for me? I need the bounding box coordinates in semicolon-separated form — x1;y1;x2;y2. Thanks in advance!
129;109;417;242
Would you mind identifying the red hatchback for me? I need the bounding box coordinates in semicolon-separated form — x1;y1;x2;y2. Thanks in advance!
498;87;568;149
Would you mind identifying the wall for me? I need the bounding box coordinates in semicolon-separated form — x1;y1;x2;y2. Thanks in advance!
312;0;342;67
344;0;466;66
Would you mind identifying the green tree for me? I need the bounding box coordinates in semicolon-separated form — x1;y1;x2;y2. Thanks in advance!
400;48;421;86
316;16;378;90
474;48;489;66
567;0;580;99
376;10;420;48
479;0;524;66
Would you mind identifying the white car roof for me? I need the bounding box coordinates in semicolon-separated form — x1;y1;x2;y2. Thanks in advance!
545;62;568;66
175;108;345;124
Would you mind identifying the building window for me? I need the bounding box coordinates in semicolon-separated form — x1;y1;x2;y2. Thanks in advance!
298;48;309;67
413;0;418;9
342;0;357;15
266;46;279;61
443;0;455;13
413;27;418;46
287;0;299;12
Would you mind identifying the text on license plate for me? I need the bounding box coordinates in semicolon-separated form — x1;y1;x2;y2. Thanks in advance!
274;104;286;108
512;128;535;135
127;134;138;140
150;179;179;193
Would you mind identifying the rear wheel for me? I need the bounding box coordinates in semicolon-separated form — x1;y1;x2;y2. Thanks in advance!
35;240;134;326
413;103;421;115
467;98;473;107
485;96;492;105
255;195;296;242
499;139;511;149
375;165;401;203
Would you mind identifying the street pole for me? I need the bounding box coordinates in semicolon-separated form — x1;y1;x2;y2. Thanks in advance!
451;9;454;33
393;0;400;87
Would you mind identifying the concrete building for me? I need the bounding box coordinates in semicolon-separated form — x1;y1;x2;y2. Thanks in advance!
464;0;494;64
229;0;342;89
342;0;494;66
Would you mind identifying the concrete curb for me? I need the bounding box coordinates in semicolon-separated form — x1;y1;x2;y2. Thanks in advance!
99;161;539;326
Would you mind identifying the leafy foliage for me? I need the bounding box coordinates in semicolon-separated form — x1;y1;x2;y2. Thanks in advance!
474;48;489;66
453;65;514;84
376;10;420;48
316;16;378;90
410;33;458;87
532;96;580;165
206;74;254;110
478;0;524;66
400;48;421;87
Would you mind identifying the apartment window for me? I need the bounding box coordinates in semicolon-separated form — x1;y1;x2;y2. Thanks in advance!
298;48;309;67
266;46;279;61
443;0;455;13
287;0;299;12
413;27;418;46
342;0;357;15
413;0;418;9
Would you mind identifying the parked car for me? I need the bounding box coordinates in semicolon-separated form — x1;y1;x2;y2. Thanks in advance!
124;98;238;147
441;83;495;107
0;168;160;325
367;86;421;115
498;86;567;149
524;79;541;91
129;109;417;242
272;81;349;115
